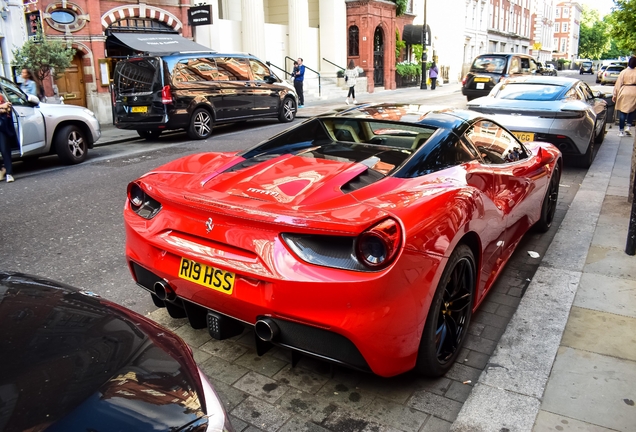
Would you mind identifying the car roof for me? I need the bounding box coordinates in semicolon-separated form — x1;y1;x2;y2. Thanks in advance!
326;103;481;129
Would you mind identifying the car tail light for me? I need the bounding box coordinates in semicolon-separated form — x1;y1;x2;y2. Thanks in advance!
127;182;162;219
462;76;467;86
161;85;173;104
556;110;585;119
355;218;401;270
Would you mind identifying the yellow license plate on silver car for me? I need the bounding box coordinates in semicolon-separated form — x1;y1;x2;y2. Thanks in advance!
178;257;235;295
512;131;535;142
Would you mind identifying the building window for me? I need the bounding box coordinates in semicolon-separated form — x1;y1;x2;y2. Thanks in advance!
554;22;560;33
348;26;359;57
109;18;176;33
555;7;560;18
45;2;87;32
560;38;567;52
562;22;568;33
563;7;569;17
50;10;76;24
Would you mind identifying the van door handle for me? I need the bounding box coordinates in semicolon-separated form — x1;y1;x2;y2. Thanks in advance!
244;83;252;87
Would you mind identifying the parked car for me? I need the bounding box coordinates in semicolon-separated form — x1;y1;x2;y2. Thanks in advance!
600;65;625;85
461;53;539;100
0;271;234;432
579;61;594;74
112;52;298;140
537;62;557;76
0;77;100;165
467;76;607;167
596;65;609;83
124;104;562;378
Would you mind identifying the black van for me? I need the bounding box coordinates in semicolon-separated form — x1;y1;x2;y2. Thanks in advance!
112;53;298;140
461;53;539;101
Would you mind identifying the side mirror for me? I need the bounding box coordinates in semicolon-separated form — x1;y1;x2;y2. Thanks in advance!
264;75;276;84
27;94;40;105
593;91;602;98
536;147;555;166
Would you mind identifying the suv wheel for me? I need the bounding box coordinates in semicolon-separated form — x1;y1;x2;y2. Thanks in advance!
278;97;296;122
187;108;213;140
55;125;88;164
137;130;163;140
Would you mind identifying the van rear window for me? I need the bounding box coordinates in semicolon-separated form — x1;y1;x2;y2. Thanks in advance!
114;58;160;95
471;56;506;74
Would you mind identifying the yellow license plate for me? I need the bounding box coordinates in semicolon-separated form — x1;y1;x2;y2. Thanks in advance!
512;131;535;142
474;77;490;82
178;257;235;295
131;106;148;113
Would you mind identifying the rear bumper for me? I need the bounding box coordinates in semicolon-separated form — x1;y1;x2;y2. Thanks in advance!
462;87;489;99
124;208;444;377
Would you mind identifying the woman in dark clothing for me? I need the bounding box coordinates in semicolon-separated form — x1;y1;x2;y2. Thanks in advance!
0;94;15;182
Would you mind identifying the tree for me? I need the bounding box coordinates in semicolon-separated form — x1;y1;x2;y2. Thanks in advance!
11;29;75;84
579;7;610;59
393;0;407;16
608;0;636;53
601;39;631;59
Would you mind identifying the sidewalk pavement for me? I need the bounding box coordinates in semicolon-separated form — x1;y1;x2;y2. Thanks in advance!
96;83;462;145
452;131;636;431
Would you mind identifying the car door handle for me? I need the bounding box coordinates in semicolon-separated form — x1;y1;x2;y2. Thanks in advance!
244;83;252;87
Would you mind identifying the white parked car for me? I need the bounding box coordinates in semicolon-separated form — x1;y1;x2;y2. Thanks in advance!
0;77;101;165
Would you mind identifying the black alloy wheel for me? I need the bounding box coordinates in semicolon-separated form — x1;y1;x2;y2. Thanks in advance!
278;97;296;122
137;129;163;140
187;108;213;140
55;125;88;164
415;244;475;377
594;116;607;144
535;164;560;233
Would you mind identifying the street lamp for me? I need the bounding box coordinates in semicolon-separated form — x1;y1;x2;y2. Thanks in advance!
420;0;427;89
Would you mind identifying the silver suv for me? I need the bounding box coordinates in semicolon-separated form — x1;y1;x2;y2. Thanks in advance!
0;77;101;164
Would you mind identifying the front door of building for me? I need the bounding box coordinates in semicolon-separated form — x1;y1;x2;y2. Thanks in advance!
373;27;384;87
56;55;86;107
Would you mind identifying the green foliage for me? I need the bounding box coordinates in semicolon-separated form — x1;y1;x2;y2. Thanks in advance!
601;39;632;59
579;7;610;59
12;28;75;83
396;61;421;77
413;44;424;62
393;0;407;16
557;58;571;65
608;0;636;54
395;29;406;61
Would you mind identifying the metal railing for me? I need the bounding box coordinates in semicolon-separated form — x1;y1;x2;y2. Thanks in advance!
322;57;345;75
285;56;321;97
266;61;293;78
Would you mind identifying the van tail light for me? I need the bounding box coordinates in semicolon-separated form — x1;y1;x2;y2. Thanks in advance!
462;76;467;86
161;85;173;104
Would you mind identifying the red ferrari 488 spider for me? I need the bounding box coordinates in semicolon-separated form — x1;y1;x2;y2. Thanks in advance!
124;104;561;377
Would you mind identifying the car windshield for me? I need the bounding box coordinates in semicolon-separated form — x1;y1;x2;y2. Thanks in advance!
494;83;565;101
582;62;592;67
240;118;437;176
471;56;506;74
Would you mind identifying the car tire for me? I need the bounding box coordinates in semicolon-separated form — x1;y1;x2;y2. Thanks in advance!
534;164;560;233
278;97;296;123
187;108;214;140
55;125;88;165
575;135;595;168
594;116;607;145
415;244;475;377
137;130;163;140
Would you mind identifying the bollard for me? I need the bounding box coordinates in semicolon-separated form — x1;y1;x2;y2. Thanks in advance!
626;154;636;255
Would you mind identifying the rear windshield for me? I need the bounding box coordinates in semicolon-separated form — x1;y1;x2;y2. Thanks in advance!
494;83;565;101
607;66;624;72
471;56;507;74
582;62;592;67
113;58;161;95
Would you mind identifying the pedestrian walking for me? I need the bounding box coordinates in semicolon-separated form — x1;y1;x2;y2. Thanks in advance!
429;62;439;90
20;69;38;98
294;58;305;108
0;94;15;183
613;56;636;137
344;60;359;105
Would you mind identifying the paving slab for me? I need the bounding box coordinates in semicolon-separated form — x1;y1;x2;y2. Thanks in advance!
451;384;540;432
561;307;636;362
540;347;636;432
573;273;636;318
533;411;619;431
584;246;636;280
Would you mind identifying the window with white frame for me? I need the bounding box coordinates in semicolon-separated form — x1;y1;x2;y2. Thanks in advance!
554;22;560;33
563;7;569;17
555;7;560;18
563;22;568;33
560;37;567;52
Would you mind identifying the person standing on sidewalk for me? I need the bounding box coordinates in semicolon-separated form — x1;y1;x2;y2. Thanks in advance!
612;56;636;137
429;62;439;90
294;58;305;108
344;60;359;105
20;69;38;98
0;94;15;183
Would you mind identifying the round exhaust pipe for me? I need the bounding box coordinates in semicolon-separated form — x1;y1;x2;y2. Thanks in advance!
154;281;176;301
254;318;280;342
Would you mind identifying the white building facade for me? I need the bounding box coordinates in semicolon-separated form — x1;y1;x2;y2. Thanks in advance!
462;0;490;76
530;0;556;62
0;0;30;79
